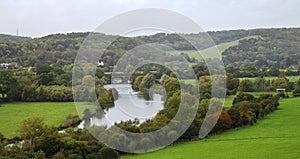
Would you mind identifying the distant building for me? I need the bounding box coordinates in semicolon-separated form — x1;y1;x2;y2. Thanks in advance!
0;62;18;69
289;64;298;70
97;61;104;67
276;88;286;93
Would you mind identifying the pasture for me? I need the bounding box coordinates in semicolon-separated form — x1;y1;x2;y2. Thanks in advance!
169;36;259;61
0;102;77;138
123;97;300;159
239;76;300;82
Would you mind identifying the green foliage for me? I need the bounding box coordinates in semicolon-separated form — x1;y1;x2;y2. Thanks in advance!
59;114;81;129
163;77;180;98
223;28;300;70
0;70;18;101
22;85;73;102
21;85;37;102
98;147;119;159
211;110;232;133
0;102;77;138
0;34;30;43
198;75;226;99
238;79;254;92
123;97;292;159
293;79;300;97
97;86;117;110
138;73;155;91
132;76;143;91
272;77;290;91
16;117;47;145
268;67;281;76
233;93;255;104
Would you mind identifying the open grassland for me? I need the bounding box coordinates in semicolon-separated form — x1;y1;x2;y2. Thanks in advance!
0;102;77;138
123;97;300;159
223;97;234;107
245;91;293;97
170;36;259;61
184;76;300;84
239;76;300;82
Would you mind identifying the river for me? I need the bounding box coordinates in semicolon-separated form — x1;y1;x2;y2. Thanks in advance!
78;84;165;128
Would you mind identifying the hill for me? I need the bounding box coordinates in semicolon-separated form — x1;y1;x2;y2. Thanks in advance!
223;28;300;69
170;35;260;61
0;34;30;43
0;28;300;72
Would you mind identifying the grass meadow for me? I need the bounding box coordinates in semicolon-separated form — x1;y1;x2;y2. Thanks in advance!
239;76;300;82
0;102;77;138
1;97;299;158
123;97;300;159
170;36;260;62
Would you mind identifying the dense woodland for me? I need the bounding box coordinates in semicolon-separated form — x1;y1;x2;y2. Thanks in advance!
0;28;300;158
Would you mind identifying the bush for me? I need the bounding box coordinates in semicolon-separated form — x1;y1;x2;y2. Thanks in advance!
98;147;119;159
276;92;286;98
59;115;81;129
22;85;73;102
233;93;255;104
212;110;232;133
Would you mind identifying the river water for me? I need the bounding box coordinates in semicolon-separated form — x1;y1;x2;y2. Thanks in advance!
79;84;165;128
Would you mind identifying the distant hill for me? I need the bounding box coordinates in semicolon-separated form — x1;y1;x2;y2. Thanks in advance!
0;34;30;43
222;28;300;69
0;28;300;70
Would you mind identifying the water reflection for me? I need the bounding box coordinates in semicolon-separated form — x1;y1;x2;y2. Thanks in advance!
79;84;164;128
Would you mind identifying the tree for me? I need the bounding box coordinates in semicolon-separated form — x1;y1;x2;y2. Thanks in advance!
139;73;155;91
0;70;16;99
272;77;289;91
7;81;22;101
293;79;300;97
226;75;240;95
140;137;152;152
198;76;211;99
163;77;180;98
268;67;280;76
83;109;92;127
17;117;47;145
95;68;104;78
98;147;119;159
36;64;52;74
238;79;254;92
82;75;95;87
34;135;64;158
22;85;37;102
132;76;143;91
252;77;267;91
233;93;255;104
212;110;232;133
35;73;54;86
228;107;242;128
227;77;240;91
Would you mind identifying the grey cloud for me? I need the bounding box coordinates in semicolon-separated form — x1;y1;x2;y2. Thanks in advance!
0;0;299;37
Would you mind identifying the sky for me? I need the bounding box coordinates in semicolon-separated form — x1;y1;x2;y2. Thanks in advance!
1;0;300;37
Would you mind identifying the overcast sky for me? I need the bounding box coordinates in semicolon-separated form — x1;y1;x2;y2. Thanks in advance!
1;0;300;37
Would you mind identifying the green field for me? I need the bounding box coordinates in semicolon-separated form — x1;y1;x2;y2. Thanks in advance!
184;76;300;84
170;36;259;61
0;102;77;138
123;97;300;159
239;76;300;82
223;97;234;107
245;91;293;97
